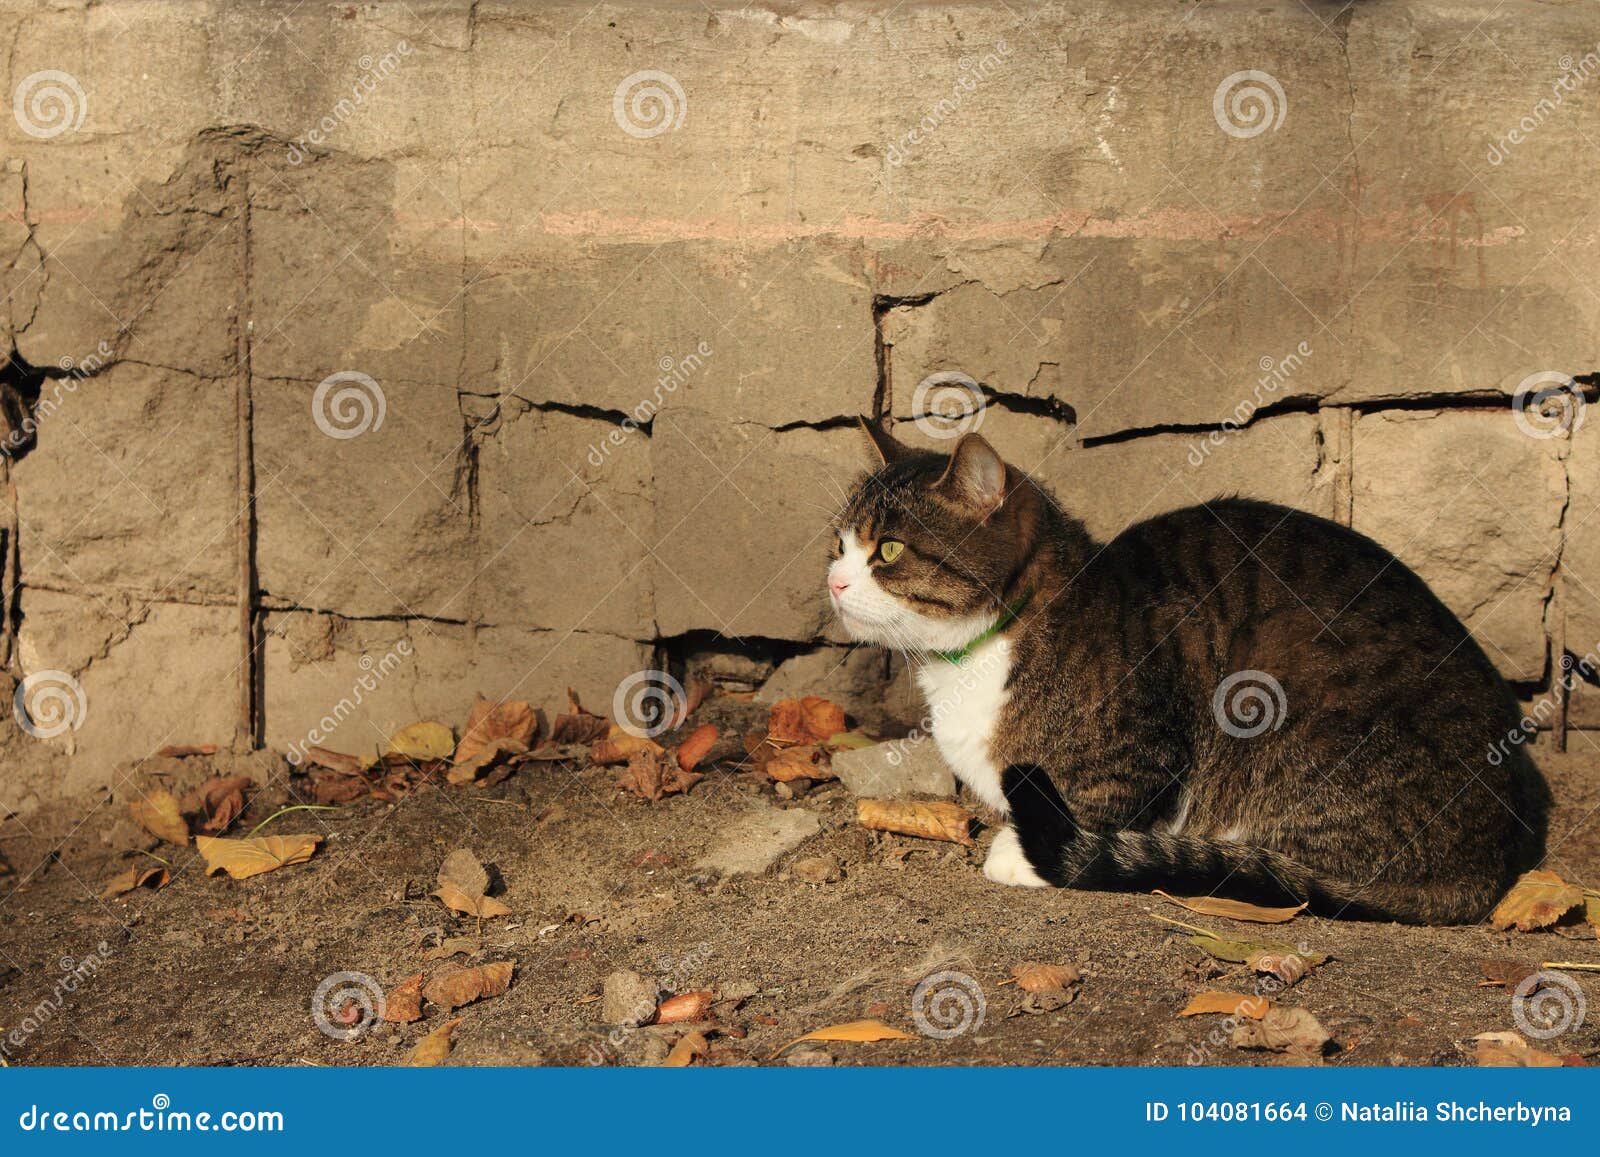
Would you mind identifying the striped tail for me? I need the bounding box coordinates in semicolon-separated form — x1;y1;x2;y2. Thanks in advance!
999;764;1466;924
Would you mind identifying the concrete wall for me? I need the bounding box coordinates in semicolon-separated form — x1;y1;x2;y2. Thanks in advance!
1;0;1598;810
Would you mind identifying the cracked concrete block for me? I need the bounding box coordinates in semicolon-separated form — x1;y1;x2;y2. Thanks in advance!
254;375;470;620
12;363;237;600
472;403;654;636
261;610;650;758
1351;410;1565;682
13;588;235;797
651;408;857;640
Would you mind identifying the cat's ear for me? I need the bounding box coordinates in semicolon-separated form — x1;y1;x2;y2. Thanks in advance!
857;416;910;466
934;433;1007;516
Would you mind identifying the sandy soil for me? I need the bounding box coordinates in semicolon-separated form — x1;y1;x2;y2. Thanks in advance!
2;705;1597;1068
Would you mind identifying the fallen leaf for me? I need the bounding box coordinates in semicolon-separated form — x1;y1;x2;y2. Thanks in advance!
446;737;529;786
308;769;371;806
824;730;877;752
455;695;537;766
155;744;218;758
385;973;424;1023
520;742;591;763
656;991;715;1024
422;936;480;962
765;744;836;783
423;961;514;1010
405;1017;462;1066
431;848;512;919
857;799;974;846
1180;991;1270;1019
767;1018;915;1061
550;689;610;744
767;696;848;745
180;775;254;836
1474;1030;1563;1067
1230;1005;1330;1063
590;726;667;766
194;834;321;880
1010;962;1080;994
800;696;847;742
1156;890;1306;925
617;748;702;802
1478;958;1543;991
303;746;365;775
669;675;714;730
385;721;455;763
1491;870;1585;932
663;1029;709;1067
676;724;718;772
1187;931;1328;987
129;789;189;846
99;864;169;899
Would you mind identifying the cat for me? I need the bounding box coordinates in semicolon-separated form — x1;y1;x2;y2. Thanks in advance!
827;421;1547;924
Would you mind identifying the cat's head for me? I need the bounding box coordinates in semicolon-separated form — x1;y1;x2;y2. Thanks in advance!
827;421;1032;652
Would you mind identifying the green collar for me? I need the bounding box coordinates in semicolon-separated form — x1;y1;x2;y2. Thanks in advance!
932;587;1035;665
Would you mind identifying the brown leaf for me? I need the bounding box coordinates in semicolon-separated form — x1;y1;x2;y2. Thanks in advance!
431;848;512;919
423;961;514;1010
385;973;424;1023
303;747;365;775
656;991;715;1024
550;688;610;744
180;775;255;836
422;936;480;962
676;724;718;772
669;675;714;730
1230;1005;1330;1063
155;744;218;758
767;1018;915;1061
195;834;321;880
590;726;667;767
1184;930;1328;987
1010;962;1080;994
129;789;190;846
446;737;529;786
856;799;974;845
663;1029;709;1067
455;695;537;766
404;1017;462;1066
308;769;371;806
767;696;848;745
765;744;836;783
1156;890;1306;924
617;748;702;803
1180;991;1270;1019
99;864;169;899
1490;870;1585;932
1478;958;1542;991
1474;1030;1562;1067
800;696;847;742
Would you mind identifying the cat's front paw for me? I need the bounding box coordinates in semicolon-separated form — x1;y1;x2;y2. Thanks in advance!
982;826;1050;888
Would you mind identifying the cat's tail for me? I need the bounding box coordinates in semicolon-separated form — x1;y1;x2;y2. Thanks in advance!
1000;765;1492;924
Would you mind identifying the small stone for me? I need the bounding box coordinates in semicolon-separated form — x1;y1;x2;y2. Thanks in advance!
831;736;955;798
792;855;841;885
601;969;660;1026
785;1047;833;1067
694;802;822;878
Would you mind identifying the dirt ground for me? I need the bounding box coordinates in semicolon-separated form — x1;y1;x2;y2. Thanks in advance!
2;699;1598;1068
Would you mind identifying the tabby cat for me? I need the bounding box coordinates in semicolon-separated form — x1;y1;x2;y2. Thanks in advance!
827;422;1546;923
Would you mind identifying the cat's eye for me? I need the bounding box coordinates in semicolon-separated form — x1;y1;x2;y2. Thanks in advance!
877;540;905;563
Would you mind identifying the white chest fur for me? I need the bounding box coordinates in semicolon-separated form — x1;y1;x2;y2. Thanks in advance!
915;636;1012;814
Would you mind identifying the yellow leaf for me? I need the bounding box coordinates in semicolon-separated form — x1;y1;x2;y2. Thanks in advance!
767;1018;915;1061
1155;890;1306;924
663;1029;709;1067
386;721;455;762
1179;991;1270;1019
129;789;189;846
856;799;973;845
1490;870;1585;932
99;864;169;899
405;1017;462;1066
194;834;322;880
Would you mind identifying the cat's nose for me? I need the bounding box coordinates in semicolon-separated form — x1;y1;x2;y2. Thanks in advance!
829;578;850;596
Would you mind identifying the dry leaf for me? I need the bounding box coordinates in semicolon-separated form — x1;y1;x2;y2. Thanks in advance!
423;937;480;962
1230;1005;1330;1063
857;799;974;846
663;1029;709;1067
1187;931;1327;987
800;696;847;742
767;696;848;745
129;789;189;846
156;744;218;758
431;848;512;919
1010;962;1080;994
1156;890;1306;924
1478;958;1542;991
180;775;254;836
455;696;537;766
824;730;877;752
656;991;714;1024
1475;1030;1562;1067
385;973;424;1023
669;675;713;730
767;1018;915;1061
303;746;364;775
308;769;371;806
617;748;702;802
550;689;610;744
446;737;528;786
99;864;169;899
1179;991;1270;1019
1490;870;1585;932
590;726;667;767
405;1017;462;1066
385;721;455;763
423;961;513;1010
765;744;836;783
676;724;718;772
195;834;321;880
